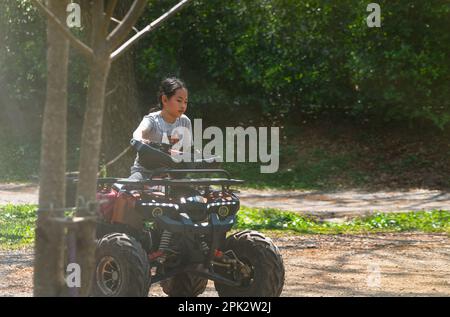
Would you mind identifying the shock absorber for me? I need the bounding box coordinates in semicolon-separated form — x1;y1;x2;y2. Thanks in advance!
158;230;173;263
200;239;209;254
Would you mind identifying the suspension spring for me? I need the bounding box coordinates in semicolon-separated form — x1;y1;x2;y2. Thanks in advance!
158;230;173;263
200;240;209;254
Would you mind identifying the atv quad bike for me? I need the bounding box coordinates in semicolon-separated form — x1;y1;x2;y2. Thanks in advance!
78;139;285;297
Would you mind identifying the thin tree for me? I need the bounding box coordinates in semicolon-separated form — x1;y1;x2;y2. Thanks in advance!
32;0;191;296
33;0;70;297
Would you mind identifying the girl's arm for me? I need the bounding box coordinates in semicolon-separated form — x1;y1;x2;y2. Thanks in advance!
132;117;153;144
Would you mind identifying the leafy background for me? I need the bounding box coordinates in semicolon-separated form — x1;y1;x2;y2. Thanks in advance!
1;0;450;188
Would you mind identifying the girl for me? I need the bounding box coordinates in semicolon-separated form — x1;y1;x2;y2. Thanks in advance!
130;77;192;180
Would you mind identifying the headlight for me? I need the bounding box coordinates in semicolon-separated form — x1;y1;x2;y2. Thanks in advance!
138;201;179;219
208;200;239;218
218;205;229;217
152;207;163;217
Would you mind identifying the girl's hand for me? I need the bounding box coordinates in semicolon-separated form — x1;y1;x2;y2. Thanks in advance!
169;148;183;155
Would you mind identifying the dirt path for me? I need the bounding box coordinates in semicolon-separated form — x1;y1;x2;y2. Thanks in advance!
1;233;449;297
2;183;450;219
0;183;40;206
0;249;34;297
1;183;449;296
239;188;450;219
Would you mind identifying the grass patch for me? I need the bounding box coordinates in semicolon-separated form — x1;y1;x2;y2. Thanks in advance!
1;204;449;249
0;204;36;249
237;206;450;234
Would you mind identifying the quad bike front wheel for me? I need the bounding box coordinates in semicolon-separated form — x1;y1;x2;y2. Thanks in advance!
91;233;150;297
161;273;208;297
214;230;285;297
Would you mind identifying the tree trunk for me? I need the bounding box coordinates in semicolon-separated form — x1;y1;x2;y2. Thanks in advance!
74;0;112;296
101;0;141;177
78;0;141;177
77;57;111;203
75;54;111;296
34;0;69;297
70;0;141;295
77;63;110;298
102;48;141;177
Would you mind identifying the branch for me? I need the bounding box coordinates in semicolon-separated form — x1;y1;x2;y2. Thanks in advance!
105;0;119;25
91;0;105;40
31;0;93;60
111;17;139;34
106;0;147;51
110;0;191;61
103;0;118;35
98;146;132;176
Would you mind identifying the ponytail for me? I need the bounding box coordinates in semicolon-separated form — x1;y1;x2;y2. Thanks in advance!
148;105;161;114
148;77;187;114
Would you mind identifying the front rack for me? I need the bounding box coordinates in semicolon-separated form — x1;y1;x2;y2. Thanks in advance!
76;168;244;187
96;177;244;187
147;168;232;179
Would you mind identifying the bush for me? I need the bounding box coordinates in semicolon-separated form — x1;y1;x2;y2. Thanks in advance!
136;0;450;127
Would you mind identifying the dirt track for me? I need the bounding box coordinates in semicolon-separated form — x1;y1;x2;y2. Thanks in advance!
1;233;449;297
2;183;450;219
1;183;449;296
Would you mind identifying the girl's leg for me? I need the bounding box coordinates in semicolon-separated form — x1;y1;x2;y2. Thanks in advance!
128;171;145;181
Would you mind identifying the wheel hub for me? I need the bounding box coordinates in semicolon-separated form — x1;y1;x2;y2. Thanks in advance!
96;256;122;296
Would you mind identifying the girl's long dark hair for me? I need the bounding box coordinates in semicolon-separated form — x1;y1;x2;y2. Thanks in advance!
148;77;187;113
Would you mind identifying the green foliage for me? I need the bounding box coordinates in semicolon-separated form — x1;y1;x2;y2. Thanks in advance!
1;0;450;181
237;207;450;234
0;138;40;181
350;210;450;232
0;2;86;181
135;0;450;127
2;0;450;128
346;1;450;127
0;204;36;249
0;0;46;108
0;0;87;141
1;204;448;249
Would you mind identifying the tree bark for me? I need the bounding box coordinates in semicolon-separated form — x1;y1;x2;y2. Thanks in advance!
68;0;139;295
75;57;111;296
34;0;69;297
102;0;141;177
74;1;111;297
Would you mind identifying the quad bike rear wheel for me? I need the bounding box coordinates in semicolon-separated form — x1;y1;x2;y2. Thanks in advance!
214;230;285;297
161;273;208;297
91;233;150;297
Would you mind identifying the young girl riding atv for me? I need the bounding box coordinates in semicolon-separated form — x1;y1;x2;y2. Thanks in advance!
90;77;285;297
129;77;192;181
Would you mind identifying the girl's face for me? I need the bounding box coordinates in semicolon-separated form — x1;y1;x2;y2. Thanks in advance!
162;88;188;118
